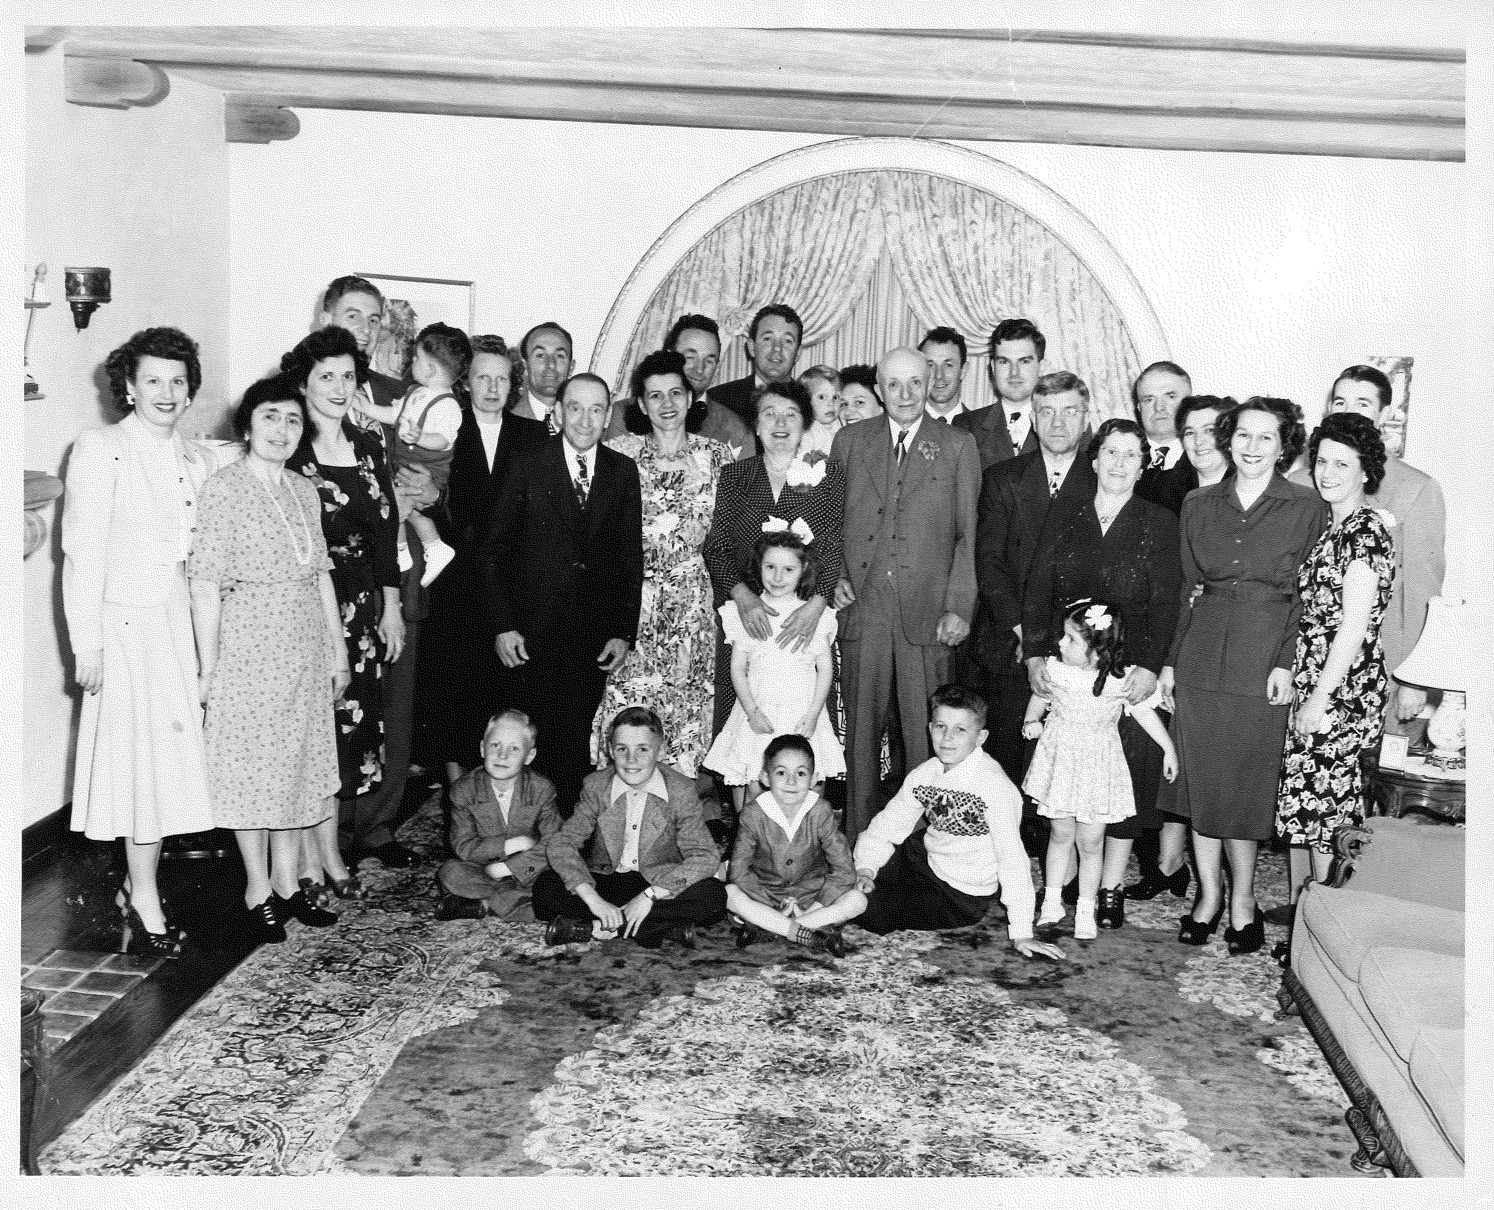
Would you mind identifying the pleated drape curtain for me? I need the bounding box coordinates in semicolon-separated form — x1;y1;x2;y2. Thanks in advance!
616;170;1143;418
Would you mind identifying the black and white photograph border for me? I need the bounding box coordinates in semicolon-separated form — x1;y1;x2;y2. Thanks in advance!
7;1;1493;1207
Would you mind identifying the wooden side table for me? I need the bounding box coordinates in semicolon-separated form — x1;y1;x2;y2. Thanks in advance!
1359;747;1465;823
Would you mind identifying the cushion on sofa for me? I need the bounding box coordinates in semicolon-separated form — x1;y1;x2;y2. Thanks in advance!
1409;1026;1464;1159
1351;817;1465;912
1358;946;1464;1062
1298;885;1463;983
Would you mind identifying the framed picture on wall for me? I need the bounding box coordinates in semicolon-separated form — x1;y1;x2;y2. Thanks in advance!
1365;355;1413;458
356;273;476;381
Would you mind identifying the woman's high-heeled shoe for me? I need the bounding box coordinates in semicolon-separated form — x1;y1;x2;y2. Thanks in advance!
272;889;339;928
245;897;288;945
325;871;366;900
299;877;333;910
1177;902;1225;946
120;905;182;959
1225;906;1266;956
1096;887;1125;930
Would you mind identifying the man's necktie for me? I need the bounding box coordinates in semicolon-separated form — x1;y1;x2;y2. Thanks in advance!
895;430;908;466
1152;445;1169;469
1011;413;1023;455
575;454;590;507
1049;469;1062;498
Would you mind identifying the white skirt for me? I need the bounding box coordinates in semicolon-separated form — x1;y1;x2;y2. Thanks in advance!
70;566;215;842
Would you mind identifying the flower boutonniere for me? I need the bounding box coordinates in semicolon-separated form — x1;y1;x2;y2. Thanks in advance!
785;448;828;494
917;439;940;463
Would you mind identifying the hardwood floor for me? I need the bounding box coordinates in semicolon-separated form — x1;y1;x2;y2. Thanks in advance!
20;773;444;1169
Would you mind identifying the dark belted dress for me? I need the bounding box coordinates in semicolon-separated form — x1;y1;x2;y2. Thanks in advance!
1158;473;1328;840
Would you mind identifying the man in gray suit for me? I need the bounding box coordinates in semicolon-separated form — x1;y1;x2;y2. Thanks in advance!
831;347;983;843
953;318;1046;471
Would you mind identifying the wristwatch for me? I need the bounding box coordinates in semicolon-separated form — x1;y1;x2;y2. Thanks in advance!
643;886;661;900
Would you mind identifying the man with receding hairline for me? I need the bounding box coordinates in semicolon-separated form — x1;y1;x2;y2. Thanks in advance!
830;347;982;843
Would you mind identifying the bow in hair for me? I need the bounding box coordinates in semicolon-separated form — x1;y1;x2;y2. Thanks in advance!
762;515;814;544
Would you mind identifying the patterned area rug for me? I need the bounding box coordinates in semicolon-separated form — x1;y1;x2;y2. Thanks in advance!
39;805;502;1176
524;930;1210;1177
36;792;1361;1176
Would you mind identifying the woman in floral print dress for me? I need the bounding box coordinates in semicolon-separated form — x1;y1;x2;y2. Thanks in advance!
1276;412;1396;892
590;350;733;778
282;328;405;891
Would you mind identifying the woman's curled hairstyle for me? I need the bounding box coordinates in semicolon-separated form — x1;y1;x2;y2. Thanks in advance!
1065;597;1127;697
279;326;369;389
1308;411;1388;496
1216;396;1306;472
103;327;203;413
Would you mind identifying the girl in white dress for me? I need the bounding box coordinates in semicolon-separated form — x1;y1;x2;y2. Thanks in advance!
704;526;845;808
1023;599;1176;939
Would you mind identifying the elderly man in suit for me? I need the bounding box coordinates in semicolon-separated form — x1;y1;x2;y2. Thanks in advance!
707;303;803;434
831;347;982;843
511;322;572;434
435;710;561;920
973;370;1098;784
319;274;433;870
535;706;728;947
1133;361;1192;489
485;372;644;813
952;318;1046;471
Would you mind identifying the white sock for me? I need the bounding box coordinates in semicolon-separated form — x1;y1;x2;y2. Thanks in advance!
1074;897;1098;939
1037;888;1065;924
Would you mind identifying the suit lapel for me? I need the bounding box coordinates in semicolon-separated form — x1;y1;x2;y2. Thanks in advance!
638;793;668;864
506;769;536;837
981;405;1012;460
544;440;583;532
898;424;938;497
858;423;891;502
598;790;628;867
1017;452;1051;521
584;446;618;540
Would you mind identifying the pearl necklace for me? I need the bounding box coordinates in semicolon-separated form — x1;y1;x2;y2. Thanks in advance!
254;466;312;566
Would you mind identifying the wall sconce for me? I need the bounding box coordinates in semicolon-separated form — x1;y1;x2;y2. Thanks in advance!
64;266;111;330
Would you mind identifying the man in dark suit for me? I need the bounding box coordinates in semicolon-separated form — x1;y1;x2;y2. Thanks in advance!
1132;361;1192;501
831;347;982;843
511;322;572;434
320;274;431;869
920;326;973;422
706;303;803;434
952;318;1047;472
973;370;1097;785
485;372;644;812
415;335;547;778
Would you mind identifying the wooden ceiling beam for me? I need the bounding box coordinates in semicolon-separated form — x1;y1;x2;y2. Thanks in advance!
33;25;1464;160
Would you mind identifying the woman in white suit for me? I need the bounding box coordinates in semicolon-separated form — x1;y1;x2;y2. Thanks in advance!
62;327;218;956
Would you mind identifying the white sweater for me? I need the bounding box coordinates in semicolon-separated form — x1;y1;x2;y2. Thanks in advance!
853;749;1036;940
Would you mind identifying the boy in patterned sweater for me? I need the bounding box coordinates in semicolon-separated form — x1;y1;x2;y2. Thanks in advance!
853;684;1066;960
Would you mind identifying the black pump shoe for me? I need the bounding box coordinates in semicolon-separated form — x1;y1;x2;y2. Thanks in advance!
1225;906;1266;956
272;889;339;928
121;906;182;959
1125;862;1191;901
244;897;288;945
1096;888;1125;930
1177;903;1225;946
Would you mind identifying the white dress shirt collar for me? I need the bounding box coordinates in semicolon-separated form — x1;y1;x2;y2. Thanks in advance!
756;790;818;844
561;437;598;483
888;414;924;449
610;768;669;808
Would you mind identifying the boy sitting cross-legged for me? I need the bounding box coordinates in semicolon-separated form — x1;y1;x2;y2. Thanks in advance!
535;706;728;948
853;684;1066;960
435;710;561;921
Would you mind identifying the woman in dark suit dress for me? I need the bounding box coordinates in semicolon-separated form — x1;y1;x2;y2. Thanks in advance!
703;380;845;738
1127;395;1234;900
1159;397;1329;956
415;335;546;781
1024;419;1179;930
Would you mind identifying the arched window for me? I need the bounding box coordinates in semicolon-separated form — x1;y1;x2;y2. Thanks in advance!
593;137;1168;418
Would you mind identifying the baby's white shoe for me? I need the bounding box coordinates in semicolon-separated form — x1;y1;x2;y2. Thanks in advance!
397;543;414;573
419;540;455;587
1073;898;1098;940
1036;889;1065;926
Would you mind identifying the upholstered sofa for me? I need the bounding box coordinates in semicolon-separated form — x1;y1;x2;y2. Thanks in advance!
1280;815;1464;1176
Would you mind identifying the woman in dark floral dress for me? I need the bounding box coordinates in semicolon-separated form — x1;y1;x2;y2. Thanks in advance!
1276;412;1395;893
283;328;404;896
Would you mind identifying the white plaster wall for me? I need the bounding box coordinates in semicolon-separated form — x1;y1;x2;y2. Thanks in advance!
228;110;1480;593
23;45;231;827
